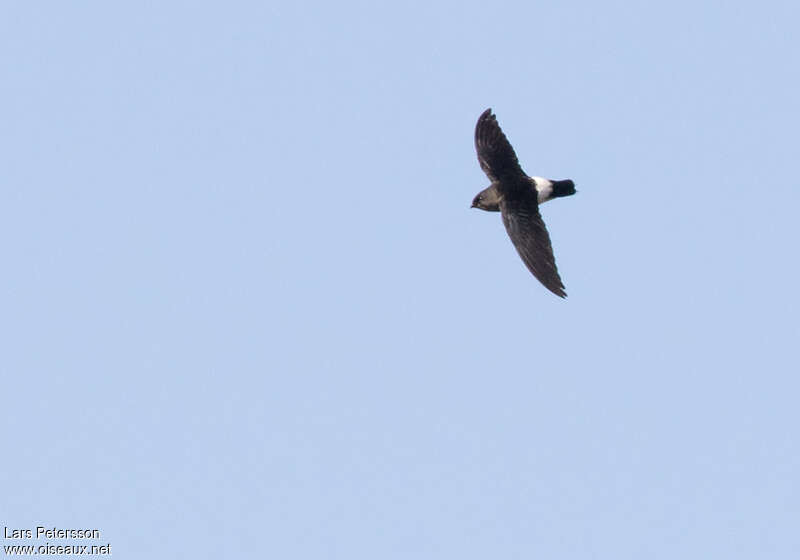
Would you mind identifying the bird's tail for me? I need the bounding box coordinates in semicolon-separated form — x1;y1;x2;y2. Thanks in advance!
551;179;576;198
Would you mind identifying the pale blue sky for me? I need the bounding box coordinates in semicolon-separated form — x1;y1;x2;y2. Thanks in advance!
2;1;799;558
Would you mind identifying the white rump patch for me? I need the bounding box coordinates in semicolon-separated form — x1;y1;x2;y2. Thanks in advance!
532;177;554;203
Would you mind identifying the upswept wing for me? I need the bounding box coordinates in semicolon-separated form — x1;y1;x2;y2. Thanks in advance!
474;108;527;184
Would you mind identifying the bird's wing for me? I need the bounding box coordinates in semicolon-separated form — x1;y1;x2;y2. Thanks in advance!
474;108;527;183
500;192;567;298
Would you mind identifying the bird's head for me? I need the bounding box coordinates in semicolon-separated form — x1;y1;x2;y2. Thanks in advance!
470;187;500;212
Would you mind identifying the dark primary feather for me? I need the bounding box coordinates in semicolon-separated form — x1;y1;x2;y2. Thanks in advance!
474;108;526;186
500;192;567;298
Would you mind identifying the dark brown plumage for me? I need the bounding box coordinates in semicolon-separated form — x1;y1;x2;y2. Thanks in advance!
473;108;569;298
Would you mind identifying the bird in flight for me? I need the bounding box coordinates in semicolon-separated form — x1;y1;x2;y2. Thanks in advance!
471;108;575;297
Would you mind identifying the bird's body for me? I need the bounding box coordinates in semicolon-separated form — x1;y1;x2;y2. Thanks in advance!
472;176;576;212
470;109;575;297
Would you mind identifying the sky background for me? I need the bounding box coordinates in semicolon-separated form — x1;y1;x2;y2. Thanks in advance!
2;1;799;558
